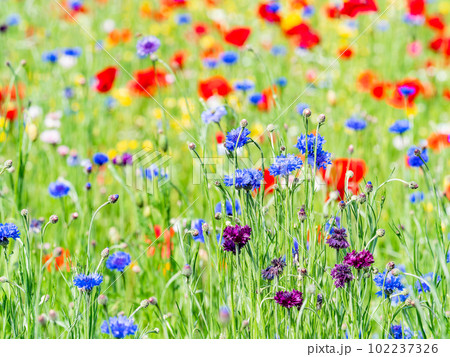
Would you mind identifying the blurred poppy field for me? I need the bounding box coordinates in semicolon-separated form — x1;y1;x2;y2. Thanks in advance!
0;0;450;339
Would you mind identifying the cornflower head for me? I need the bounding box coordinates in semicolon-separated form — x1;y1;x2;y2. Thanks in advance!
222;224;251;253
214;199;241;216
330;264;353;288
261;256;286;280
345;115;367;131
136;36;160;57
342;250;374;270
295;133;331;170
101;315;138;339
48;181;70;198
407;146;429;167
106;251;131;272
388;324;413;339
373;270;407;302
233;79;254;92
224;168;263;191
144;164;169;180
93;152;109;166
389;119;410;134
268;154;303;177
415;272;441;293
224;127;251;152
73;273;103;292
0;223;21;246
274;289;304;310
191;219;206;243
201;106;227;124
326;228;349;250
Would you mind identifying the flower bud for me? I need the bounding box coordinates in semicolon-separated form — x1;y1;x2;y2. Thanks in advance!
346;170;354;179
214;212;222;220
37;314;47;327
188;142;196;150
386;261;395;272
338;200;346;210
376;229;385;237
108;194;119;203
365;181;373;193
98;294;108;306
4;160;12;169
181;264;193;278
267;124;275;133
409;181;419;190
192;229;199;237
358;193;367;204
0;276;8;283
72;212;79;220
140;299;150;309
348;145;354;155
242;320;249;329
318;113;326;124
219;306;230;324
53;247;63;258
21;209;28;217
391;268;401;276
148;296;158;305
48;310;58;322
414;148;421;157
298;206;307;222
50;215;59;224
302;108;311;117
101;247;110;258
240;119;248;128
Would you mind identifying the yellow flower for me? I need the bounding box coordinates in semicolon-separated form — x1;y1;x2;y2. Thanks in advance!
112;88;132;106
116;140;128;152
128;140;138;150
26;123;38;141
142;140;153;151
153;108;163;119
107;149;118;158
200;35;216;49
438;1;450;14
251;123;264;139
0;131;6;143
406;105;417;116
281;13;302;32
424;202;434;213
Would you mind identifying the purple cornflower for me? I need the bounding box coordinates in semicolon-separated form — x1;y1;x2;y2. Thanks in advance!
222;224;251;253
136;36;160;57
268;154;303;177
73;273;103;292
261;256;286;280
201;106;227;124
295;133;331;169
48;181;70;198
224;168;263;191
106;251;131;272
225;127;251;152
326;228;349;250
274;289;304;310
398;85;417;97
101;315;138;339
330;264;354;288
343;250;374;270
112;153;133;166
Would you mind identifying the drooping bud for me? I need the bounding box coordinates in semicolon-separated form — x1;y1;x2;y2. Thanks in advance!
409;181;419;190
50;215;59;224
188;142;196;151
108;194;119;203
148;296;158;305
376;229;385;237
140;299;150;309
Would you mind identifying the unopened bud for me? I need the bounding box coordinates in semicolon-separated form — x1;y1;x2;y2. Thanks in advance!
50;215;58;224
318;114;326;124
391;268;401;277
386;261;395;272
72;212;79;220
242;320;249;329
409;181;419;190
358;193;367;204
140;299;150;309
4;160;12;168
21;209;28;217
365;181;373;194
348;145;354;154
302;108;311;117
214;212;222;220
101;247;110;258
53;247;63;258
376;229;385;237
267;124;275;133
0;276;8;283
338;200;346;210
346;170;354;179
108;194;119;203
181;264;193;278
38;314;47;327
98;294;108;306
148;296;158;305
188;142;196;150
240;119;248;128
192;229;199;237
48;310;58;322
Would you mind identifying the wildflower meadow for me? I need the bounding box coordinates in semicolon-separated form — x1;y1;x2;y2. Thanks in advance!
1;0;450;343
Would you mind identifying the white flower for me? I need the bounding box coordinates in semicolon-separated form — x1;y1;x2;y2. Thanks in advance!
40;130;61;145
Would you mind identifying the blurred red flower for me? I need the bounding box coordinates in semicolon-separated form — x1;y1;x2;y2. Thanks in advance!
198;76;232;100
224;27;251;47
128;67;169;96
43;248;71;272
340;0;378;18
258;3;281;23
94;66;118;93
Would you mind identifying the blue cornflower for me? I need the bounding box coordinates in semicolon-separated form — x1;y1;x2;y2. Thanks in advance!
234;79;255;92
249;93;263;105
176;13;191;25
373;270;406;301
73;273;103;291
345;116;367;131
295;133;332;169
389;120;411;134
447;252;450;264
48;181;70;198
224;168;263;190
403;14;425;27
409;191;424;203
215;199;241;216
144;164;168;180
415;272;440;293
302;5;315;18
407;146;428;167
203;58;219;69
221;51;239;65
295;103;310;115
30;219;44;234
106;251;131;272
101;315;138;339
93;152;109;166
0;223;21;246
324;216;341;235
6;14;21;26
398;84;417;97
224;127;251;152
136;36;161;57
292;238;299;259
268;154;303;177
271;45;287;56
63;47;82;57
42;51;59;63
191;219;206;243
267;1;281;12
63;87;75;99
201;106;227;124
275;77;287;87
68;0;83;11
389;324;413;339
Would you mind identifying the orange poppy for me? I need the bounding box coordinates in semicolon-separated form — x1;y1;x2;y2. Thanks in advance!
43;248;71;272
198;76;232;100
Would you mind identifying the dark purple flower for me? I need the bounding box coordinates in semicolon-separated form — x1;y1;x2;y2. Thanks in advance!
274;289;304;309
330;264;353;288
326;228;349;250
136;36;160;57
222;224;251;253
112;152;133;166
343;250;374;270
261;256;286;280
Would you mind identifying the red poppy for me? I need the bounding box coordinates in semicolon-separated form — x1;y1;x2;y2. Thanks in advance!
216;131;225;144
388;78;423;109
5;107;18;121
194;23;209;36
224;27;251;47
356;70;377;92
128;67;169;96
198;76;232;100
0;83;25;103
325;4;341;18
94;66;118;93
146;225;175;259
285;23;320;49
427;132;450;152
263;168;275;195
370;81;389;100
320;158;367;200
258;86;277;111
429;36;450;58
443;89;450;101
426;15;446;32
338;46;354;59
170;50;188;70
340;0;378;18
406;0;425;16
258;3;281;23
43;248;71;272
